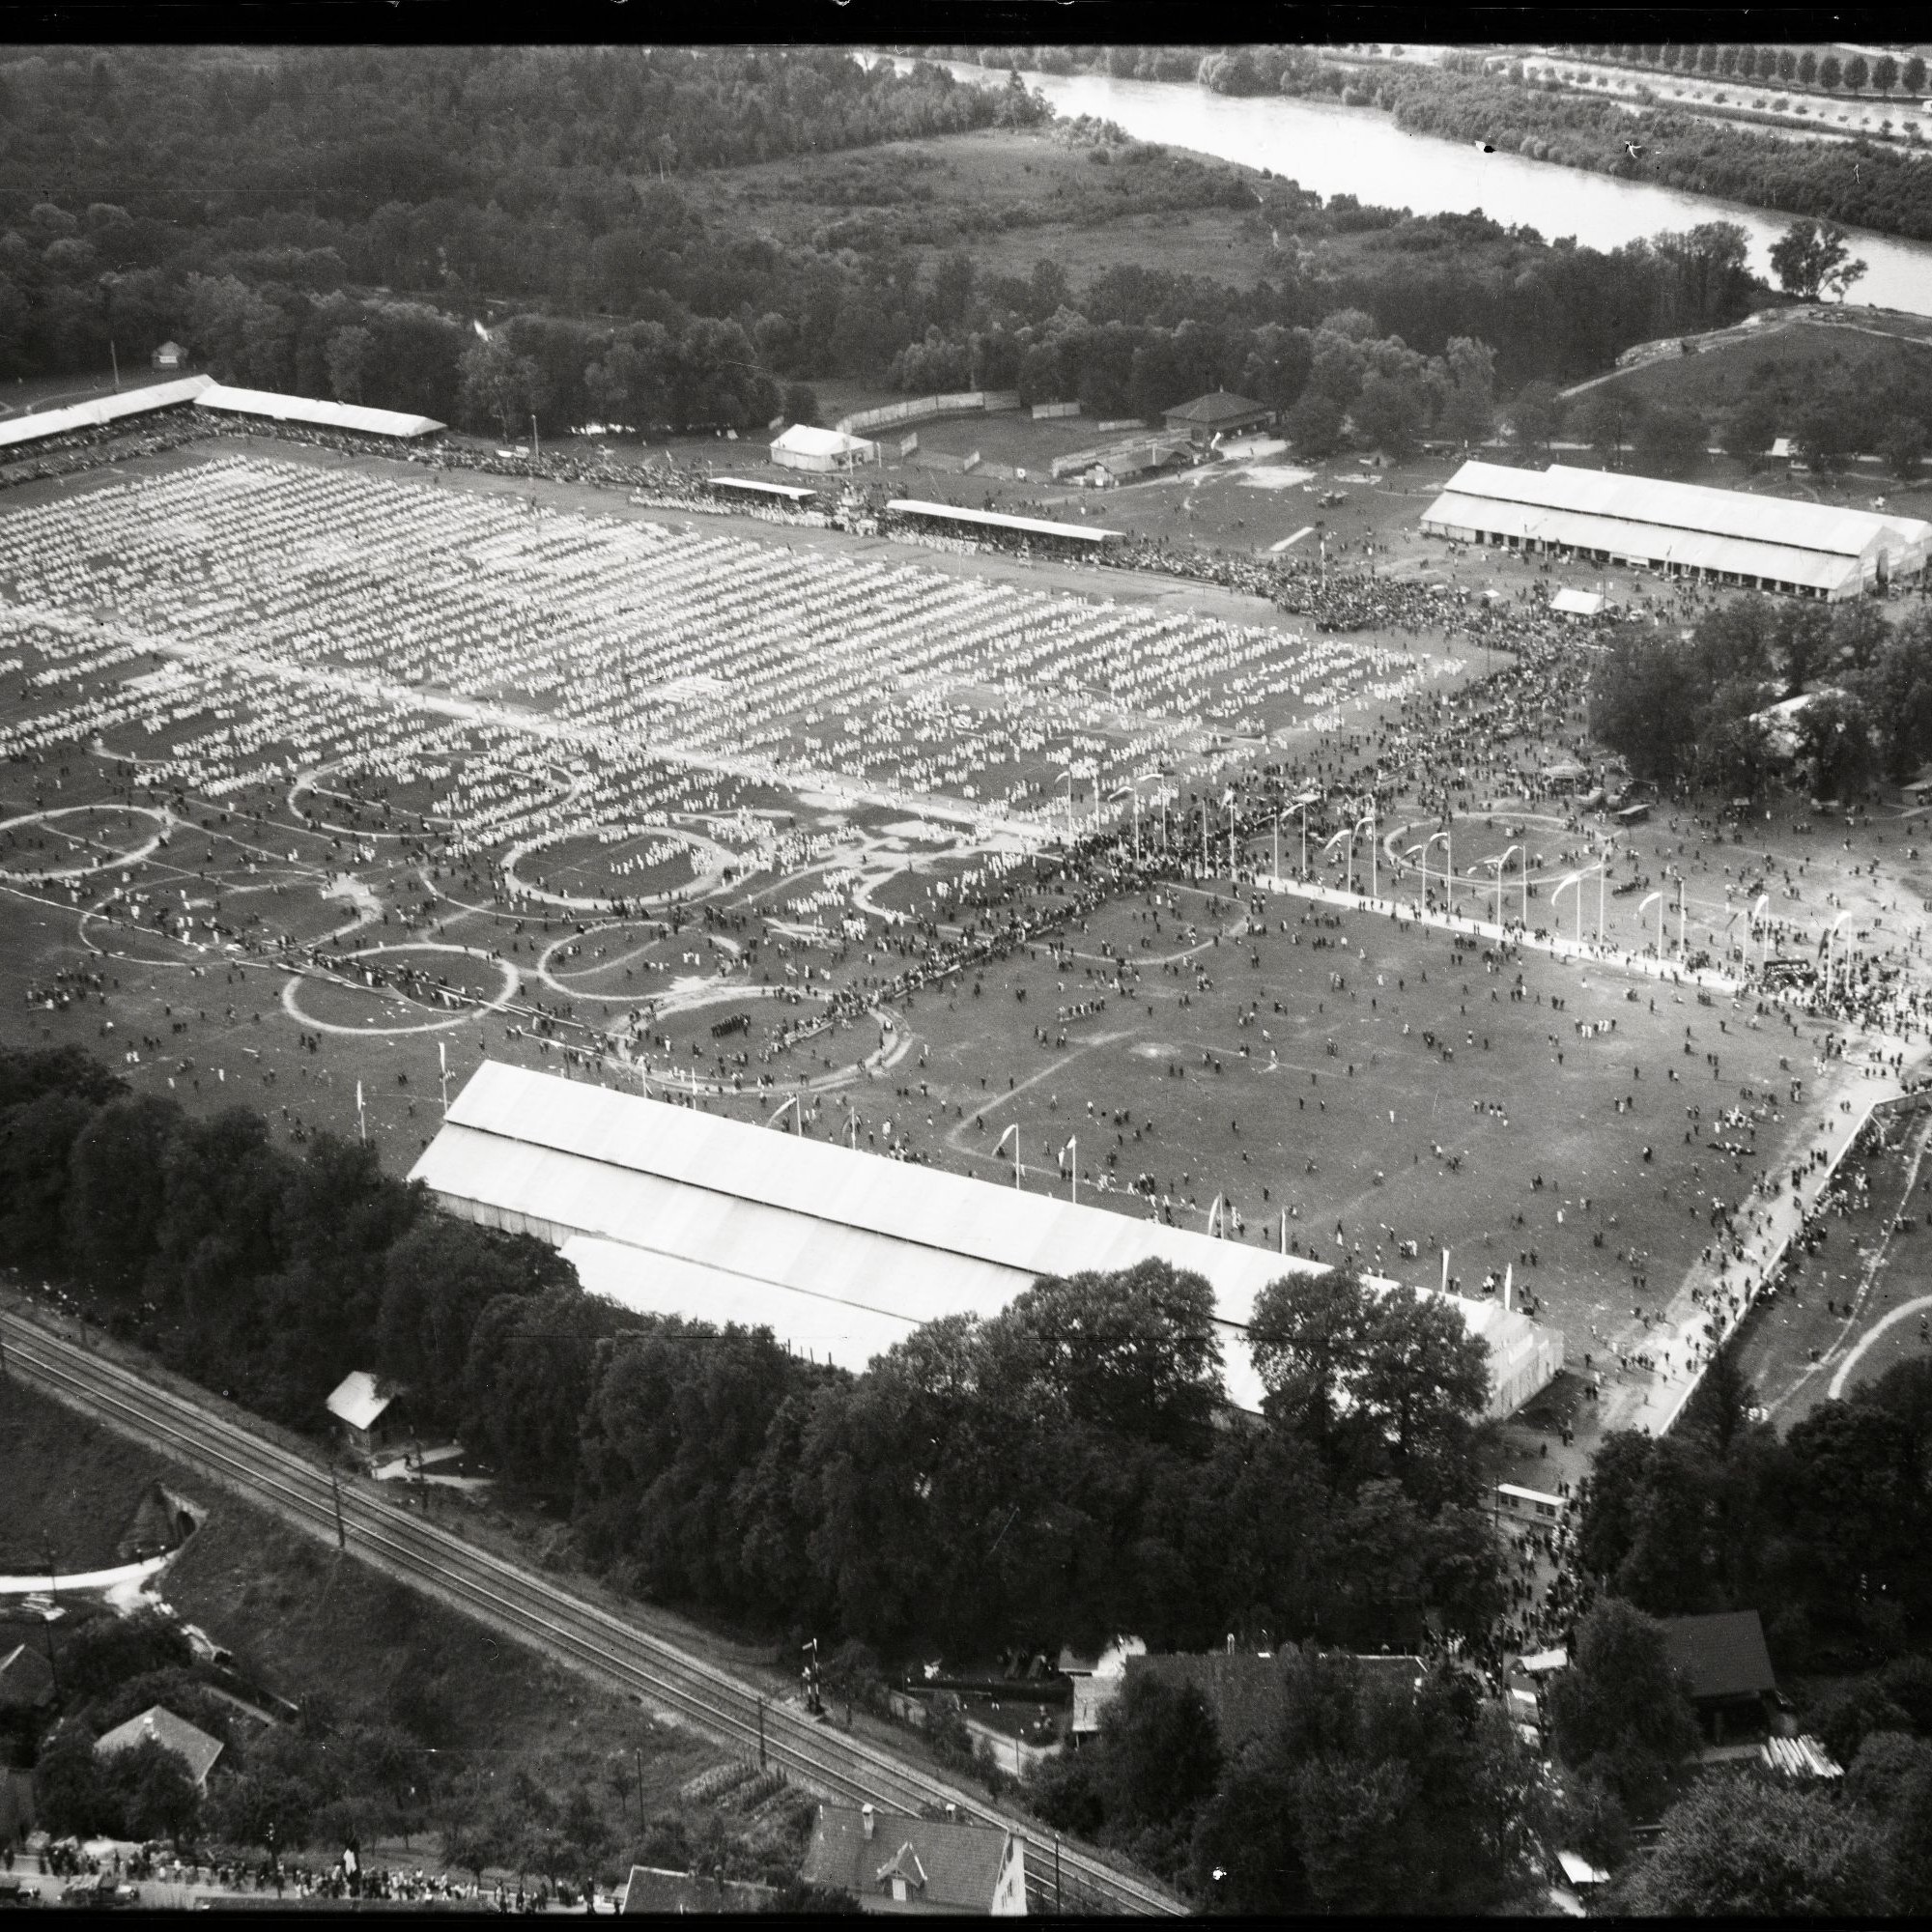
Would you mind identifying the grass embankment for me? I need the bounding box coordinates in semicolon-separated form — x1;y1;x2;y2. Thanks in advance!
0;1378;748;1872
0;1378;185;1573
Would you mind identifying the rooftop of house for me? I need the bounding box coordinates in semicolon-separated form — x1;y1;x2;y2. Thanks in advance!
1659;1610;1777;1703
799;1804;1012;1913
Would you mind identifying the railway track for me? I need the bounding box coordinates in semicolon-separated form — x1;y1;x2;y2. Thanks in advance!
0;1311;1182;1916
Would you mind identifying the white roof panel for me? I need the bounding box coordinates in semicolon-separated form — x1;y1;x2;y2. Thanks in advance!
0;376;213;451
1422;490;1861;591
193;383;443;439
771;424;875;458
412;1063;1561;1417
1436;460;1928;560
887;498;1122;544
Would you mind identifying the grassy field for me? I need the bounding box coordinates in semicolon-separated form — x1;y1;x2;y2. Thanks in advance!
0;1373;190;1573
685;123;1280;288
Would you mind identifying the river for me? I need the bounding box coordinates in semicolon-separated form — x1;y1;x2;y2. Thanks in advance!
889;57;1932;317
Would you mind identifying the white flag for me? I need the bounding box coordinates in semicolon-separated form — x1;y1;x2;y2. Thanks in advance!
1062;1137;1076;1163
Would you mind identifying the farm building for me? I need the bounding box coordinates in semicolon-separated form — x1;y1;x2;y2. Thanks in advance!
769;423;879;472
408;1062;1564;1419
1421;461;1930;600
1162;390;1276;444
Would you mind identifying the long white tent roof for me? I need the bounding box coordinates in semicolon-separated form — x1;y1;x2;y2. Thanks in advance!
0;372;443;448
193;382;444;439
412;1061;1558;1415
0;376;213;451
1423;489;1861;592
886;499;1123;544
1434;460;1930;561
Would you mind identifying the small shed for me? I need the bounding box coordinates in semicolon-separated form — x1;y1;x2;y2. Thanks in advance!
326;1370;403;1454
1659;1609;1777;1744
1057;1634;1146;1737
151;340;186;371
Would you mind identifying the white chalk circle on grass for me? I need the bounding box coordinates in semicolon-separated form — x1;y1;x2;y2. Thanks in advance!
0;803;171;881
281;941;521;1037
502;822;734;912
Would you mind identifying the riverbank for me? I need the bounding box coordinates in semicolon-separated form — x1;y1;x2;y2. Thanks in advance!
901;54;1932;310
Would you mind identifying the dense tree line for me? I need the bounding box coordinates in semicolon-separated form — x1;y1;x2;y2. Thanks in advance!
1578;1350;1932;1717
1027;1644;1550;1907
0;44;1783;443
0;1044;1504;1667
1587;597;1932;794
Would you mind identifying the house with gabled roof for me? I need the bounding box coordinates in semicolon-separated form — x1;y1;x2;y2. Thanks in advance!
325;1370;404;1455
93;1706;224;1791
799;1803;1026;1915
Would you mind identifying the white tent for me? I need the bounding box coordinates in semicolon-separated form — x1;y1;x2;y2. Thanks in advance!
1549;587;1605;616
770;424;879;472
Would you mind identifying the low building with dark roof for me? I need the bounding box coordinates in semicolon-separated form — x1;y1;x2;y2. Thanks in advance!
618;1865;776;1914
1123;1650;1430;1754
1161;390;1275;444
1659;1610;1777;1745
799;1803;1027;1915
0;1641;56;1713
93;1705;224;1790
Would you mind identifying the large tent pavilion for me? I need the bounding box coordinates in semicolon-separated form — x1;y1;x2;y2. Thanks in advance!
410;1061;1563;1418
1421;460;1930;601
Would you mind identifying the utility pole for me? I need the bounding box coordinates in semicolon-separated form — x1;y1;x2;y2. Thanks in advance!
328;1463;347;1551
109;339;120;393
756;1695;767;1770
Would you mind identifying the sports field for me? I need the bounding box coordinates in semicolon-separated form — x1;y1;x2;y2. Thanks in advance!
0;434;1919;1467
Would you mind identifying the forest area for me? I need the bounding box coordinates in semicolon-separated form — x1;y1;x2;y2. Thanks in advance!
0;45;1780;444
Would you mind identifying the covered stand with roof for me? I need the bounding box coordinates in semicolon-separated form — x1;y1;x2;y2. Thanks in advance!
1422;460;1930;600
410;1063;1563;1419
885;499;1123;551
1162;390;1276;445
710;476;818;508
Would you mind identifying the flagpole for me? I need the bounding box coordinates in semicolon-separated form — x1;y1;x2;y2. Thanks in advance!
355;1079;366;1145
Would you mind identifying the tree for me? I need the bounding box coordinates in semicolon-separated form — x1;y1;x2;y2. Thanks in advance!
1677;1347;1759;1460
984;1260;1224;1455
1577;388;1641;468
32;1732;111;1839
324;325;374;404
1283;388;1346;457
1793;690;1876;799
1769;219;1868;301
1250;1262;1378;1458
1905;55;1927;95
1612;1771;1889;1915
1587;629;1706;782
1632;403;1706;479
1798;50;1818;86
780;381;819;427
1844;54;1868;93
1881;415;1927;482
1872;53;1899;94
457;336;550;441
65;1093;181;1294
1507;380;1563;457
1350;372;1427;459
1819;53;1843;91
1718;392;1779;470
1093;1668;1222;1876
1544;1598;1701;1814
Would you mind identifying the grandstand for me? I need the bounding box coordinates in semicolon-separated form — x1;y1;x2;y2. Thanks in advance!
1421;461;1930;600
710;476;818;507
0;374;445;448
410;1061;1565;1418
884;499;1124;549
0;377;210;452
